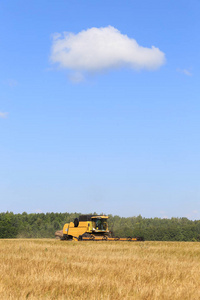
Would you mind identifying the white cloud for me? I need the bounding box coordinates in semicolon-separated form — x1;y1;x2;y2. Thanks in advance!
186;210;199;219
68;71;85;83
183;70;192;76
160;211;168;219
33;209;43;213
177;68;192;76
0;112;8;119
50;26;165;75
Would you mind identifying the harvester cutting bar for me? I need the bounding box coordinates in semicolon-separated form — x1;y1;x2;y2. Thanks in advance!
79;236;143;241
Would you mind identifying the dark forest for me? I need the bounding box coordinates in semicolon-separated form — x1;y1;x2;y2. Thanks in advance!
1;212;200;241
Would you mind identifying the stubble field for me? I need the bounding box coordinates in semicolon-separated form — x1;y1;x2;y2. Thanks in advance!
1;239;200;300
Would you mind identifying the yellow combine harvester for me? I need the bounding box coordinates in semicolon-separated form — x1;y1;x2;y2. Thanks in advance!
55;215;144;241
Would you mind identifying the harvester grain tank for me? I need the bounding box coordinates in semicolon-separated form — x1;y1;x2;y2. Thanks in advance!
55;214;144;241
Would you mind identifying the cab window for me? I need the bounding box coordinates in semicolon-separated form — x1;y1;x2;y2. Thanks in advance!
94;219;107;230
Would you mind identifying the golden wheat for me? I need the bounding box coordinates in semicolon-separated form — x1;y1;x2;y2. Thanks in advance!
1;239;200;299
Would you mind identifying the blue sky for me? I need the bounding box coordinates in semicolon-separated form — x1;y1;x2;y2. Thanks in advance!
0;0;200;219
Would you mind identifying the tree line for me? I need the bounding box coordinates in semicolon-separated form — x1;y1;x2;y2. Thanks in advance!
0;211;200;241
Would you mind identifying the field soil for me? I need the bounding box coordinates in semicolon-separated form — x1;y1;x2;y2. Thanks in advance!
1;239;200;299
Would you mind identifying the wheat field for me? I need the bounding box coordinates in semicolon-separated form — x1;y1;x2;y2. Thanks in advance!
1;239;200;299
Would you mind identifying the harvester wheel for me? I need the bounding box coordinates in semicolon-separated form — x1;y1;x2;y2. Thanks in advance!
61;234;68;241
81;233;91;238
78;235;83;241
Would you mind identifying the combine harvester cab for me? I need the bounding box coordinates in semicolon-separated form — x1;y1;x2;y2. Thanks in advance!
56;215;144;242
